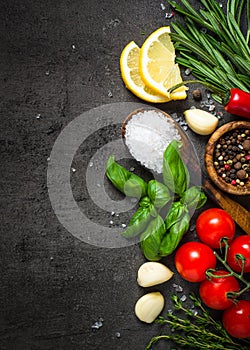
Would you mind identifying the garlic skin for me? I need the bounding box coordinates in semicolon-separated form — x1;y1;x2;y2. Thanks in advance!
135;292;164;323
137;262;174;287
184;108;219;135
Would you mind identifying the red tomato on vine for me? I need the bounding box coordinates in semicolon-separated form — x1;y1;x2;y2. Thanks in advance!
199;270;240;310
227;235;250;273
196;208;235;248
175;242;216;282
223;300;250;339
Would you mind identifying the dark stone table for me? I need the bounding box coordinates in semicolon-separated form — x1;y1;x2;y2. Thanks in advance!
1;1;249;349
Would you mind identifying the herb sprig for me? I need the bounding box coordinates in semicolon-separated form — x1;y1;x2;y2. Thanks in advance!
168;0;250;103
146;294;250;350
106;140;207;260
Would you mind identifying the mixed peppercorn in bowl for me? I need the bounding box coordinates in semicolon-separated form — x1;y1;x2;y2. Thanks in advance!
205;121;250;195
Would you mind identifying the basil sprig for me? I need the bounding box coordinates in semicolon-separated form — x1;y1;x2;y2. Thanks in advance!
106;141;207;260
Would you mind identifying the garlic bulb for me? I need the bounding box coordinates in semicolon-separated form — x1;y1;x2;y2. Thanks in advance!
135;292;164;323
184;108;219;135
137;262;174;287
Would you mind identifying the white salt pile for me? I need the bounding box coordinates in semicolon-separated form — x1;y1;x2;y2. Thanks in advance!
125;110;181;173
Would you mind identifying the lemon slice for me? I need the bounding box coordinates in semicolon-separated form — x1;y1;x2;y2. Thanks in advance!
120;41;171;103
139;27;187;99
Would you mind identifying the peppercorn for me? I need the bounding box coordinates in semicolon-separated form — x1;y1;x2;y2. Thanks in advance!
234;162;242;170
236;169;246;180
243;139;250;151
192;89;202;101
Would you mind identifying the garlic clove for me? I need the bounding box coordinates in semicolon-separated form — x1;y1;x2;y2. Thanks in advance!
137;261;174;287
184;108;219;136
135;292;164;323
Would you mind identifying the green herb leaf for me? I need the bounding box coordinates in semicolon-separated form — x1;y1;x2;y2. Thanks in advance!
160;210;190;257
140;215;166;261
181;186;207;210
106;155;147;197
147;179;171;209
163;140;190;196
121;205;155;238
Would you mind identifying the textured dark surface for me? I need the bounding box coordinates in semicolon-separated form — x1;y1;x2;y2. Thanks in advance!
0;1;249;349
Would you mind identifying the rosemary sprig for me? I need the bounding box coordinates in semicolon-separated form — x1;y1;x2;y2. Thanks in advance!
146;294;250;350
168;0;250;100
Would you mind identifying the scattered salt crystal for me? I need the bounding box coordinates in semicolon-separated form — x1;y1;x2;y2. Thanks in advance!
91;318;104;330
160;3;166;10
89;162;93;167
129;167;135;172
108;90;113;98
110;220;114;225
125;110;181;173
115;213;120;217
45;71;50;76
209;105;215;111
35;113;41;119
173;283;183;292
180;295;187;302
72;44;76;50
121;224;126;228
165;12;174;19
171;113;178;119
47;157;51;162
185;68;192;76
71;167;76;173
115;332;121;338
111;211;115;216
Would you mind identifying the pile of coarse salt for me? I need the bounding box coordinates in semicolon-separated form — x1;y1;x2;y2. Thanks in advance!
125;110;181;173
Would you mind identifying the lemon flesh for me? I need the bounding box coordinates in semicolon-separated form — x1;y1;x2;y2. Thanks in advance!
120;41;171;103
139;27;187;99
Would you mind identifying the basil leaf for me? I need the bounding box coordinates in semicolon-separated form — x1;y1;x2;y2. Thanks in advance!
106;155;147;197
181;186;207;210
147;179;171;208
140;215;166;261
139;196;152;208
159;211;190;257
165;201;186;230
163;140;190;196
121;206;153;238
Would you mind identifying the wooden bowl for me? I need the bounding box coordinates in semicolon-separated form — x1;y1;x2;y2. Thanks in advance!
205;121;250;196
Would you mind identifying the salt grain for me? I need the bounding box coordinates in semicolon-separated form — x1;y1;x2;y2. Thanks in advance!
125;110;181;173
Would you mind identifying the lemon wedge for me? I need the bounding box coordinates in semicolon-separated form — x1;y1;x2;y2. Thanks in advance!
120;41;171;103
139;27;187;99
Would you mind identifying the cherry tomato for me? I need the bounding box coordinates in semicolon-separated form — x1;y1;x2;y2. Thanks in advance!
199;270;240;310
196;208;235;248
227;235;250;273
222;300;250;338
175;242;216;282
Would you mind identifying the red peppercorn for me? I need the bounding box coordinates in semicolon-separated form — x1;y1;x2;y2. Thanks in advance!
231;180;237;185
246;155;250;161
224;164;230;170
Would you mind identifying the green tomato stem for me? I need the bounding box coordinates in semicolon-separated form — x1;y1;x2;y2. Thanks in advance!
206;239;250;299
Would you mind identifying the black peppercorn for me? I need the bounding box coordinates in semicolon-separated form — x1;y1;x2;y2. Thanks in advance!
192;89;202;101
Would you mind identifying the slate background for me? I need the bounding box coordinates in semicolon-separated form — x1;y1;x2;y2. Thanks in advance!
0;0;249;349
